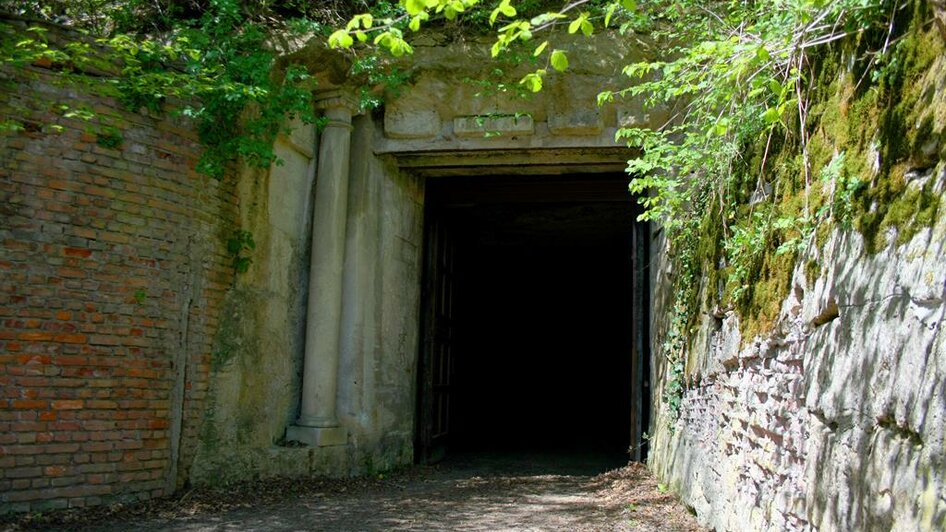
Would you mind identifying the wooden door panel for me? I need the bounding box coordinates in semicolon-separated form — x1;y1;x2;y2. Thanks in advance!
418;214;456;463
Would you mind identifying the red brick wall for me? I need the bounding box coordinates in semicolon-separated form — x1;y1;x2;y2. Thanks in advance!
0;56;238;512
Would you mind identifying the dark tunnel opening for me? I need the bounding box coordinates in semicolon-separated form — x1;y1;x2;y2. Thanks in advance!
416;174;649;467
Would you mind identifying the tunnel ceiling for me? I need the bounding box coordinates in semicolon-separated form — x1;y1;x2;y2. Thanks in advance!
428;174;638;247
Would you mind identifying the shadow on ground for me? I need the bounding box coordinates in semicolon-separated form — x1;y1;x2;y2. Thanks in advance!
5;452;703;532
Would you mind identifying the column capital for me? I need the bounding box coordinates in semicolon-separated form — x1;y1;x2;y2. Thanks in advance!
315;90;360;115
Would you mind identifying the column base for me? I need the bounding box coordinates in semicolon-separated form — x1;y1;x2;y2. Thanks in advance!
286;425;348;447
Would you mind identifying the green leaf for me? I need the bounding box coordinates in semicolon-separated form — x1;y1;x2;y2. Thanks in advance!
519;70;545;92
533;41;548;57
755;45;770;62
620;0;636;10
490;0;516;25
491;40;503;57
550;50;568;72
605;3;618;27
133;289;147;304
762;107;779;124
0;120;24;133
328;30;354;49
568;16;582;34
374;31;393;47
490;7;501;24
403;0;426;16
389;38;414;57
410;16;423;31
569;13;593;36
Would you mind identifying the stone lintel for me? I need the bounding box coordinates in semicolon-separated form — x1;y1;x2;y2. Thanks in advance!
384;109;441;139
453;115;534;138
286;425;348;447
548;110;604;136
385;145;633;165
617;101;671;130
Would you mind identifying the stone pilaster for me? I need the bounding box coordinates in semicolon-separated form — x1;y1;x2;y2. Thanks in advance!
287;91;359;447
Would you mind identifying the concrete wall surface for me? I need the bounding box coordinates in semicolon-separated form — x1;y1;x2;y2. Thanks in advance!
188;113;424;484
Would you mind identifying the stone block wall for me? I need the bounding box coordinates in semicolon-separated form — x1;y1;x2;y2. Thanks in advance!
667;329;809;530
648;7;946;530
0;59;238;512
652;193;946;530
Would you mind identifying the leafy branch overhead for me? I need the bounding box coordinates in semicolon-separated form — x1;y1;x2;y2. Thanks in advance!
330;0;904;425
0;0;916;426
328;0;637;92
1;0;321;178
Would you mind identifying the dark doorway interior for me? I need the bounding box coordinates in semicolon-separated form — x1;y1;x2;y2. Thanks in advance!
416;174;649;465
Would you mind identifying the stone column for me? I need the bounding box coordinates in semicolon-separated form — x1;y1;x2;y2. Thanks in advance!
287;91;359;447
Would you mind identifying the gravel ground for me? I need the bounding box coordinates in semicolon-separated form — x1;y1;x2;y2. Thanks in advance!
3;451;705;531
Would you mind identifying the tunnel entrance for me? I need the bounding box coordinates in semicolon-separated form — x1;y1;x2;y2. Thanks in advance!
415;174;650;466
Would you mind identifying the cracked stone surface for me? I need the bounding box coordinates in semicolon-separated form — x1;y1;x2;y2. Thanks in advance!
649;165;946;531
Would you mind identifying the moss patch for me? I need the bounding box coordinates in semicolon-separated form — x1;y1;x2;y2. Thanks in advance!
850;14;945;253
804;259;821;287
724;0;944;341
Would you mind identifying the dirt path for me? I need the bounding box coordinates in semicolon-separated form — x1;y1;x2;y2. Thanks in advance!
6;451;704;531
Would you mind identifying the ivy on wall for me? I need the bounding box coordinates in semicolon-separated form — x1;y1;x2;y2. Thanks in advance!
328;0;928;427
2;0;938;424
0;0;330;178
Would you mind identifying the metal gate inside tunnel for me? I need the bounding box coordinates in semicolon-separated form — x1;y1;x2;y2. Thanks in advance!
415;174;651;465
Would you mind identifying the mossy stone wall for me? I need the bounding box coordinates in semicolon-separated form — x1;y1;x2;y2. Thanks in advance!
648;5;946;530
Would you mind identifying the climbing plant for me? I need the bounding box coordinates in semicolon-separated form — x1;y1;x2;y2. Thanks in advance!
327;0;900;424
0;0;334;177
0;0;911;421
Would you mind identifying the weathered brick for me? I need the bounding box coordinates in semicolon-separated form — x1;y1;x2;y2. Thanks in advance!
5;467;42;479
51;400;83;410
11;399;47;410
1;38;235;516
54;333;87;344
43;465;70;476
16;332;53;342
